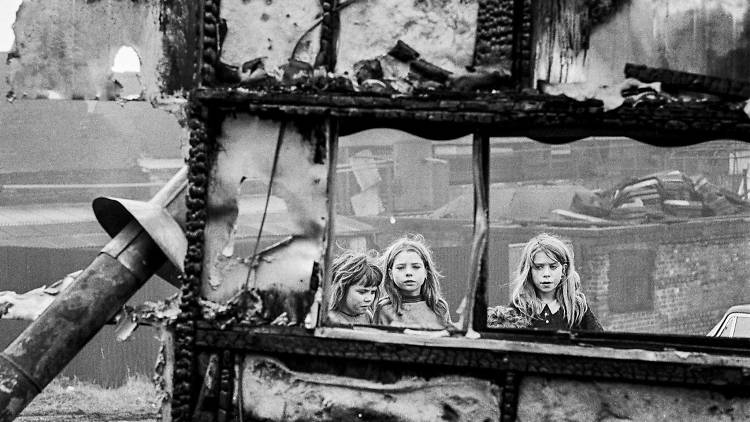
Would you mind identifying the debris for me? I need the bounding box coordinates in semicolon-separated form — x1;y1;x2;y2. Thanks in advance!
388;40;420;62
538;78;661;110
487;305;531;329
0;271;80;320
551;209;613;224
624;63;750;101
562;170;750;224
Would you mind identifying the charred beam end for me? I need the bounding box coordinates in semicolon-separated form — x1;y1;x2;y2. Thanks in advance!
314;0;340;71
624;63;750;100
388;40;421;62
409;59;453;84
0;222;166;422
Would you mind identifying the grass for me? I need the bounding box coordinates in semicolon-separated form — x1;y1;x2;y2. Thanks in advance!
20;374;161;419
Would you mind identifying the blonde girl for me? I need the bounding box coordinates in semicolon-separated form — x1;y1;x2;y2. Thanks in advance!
510;233;602;331
374;234;451;329
327;250;382;325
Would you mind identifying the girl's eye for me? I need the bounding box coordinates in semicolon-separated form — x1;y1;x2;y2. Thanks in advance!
550;264;558;270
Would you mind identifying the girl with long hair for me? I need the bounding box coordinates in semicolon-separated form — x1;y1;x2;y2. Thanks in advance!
510;233;602;331
374;234;451;329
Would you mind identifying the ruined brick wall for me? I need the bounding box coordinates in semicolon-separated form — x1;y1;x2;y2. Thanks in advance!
570;219;750;335
359;217;750;335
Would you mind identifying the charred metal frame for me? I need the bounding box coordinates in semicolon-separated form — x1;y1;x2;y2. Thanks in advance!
173;1;750;421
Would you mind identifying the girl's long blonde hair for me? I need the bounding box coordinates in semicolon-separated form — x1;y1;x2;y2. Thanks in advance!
510;233;587;328
379;234;449;322
328;250;382;312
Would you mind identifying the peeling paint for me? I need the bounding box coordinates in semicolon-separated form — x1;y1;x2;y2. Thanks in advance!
203;114;328;322
535;0;750;86
220;0;322;72
217;0;480;80
518;376;750;421
241;355;500;421
336;0;479;74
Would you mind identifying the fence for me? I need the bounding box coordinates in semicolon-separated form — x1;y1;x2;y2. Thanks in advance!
0;246;176;387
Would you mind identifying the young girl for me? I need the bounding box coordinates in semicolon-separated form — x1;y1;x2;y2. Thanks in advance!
374;234;451;329
510;233;603;331
327;250;382;325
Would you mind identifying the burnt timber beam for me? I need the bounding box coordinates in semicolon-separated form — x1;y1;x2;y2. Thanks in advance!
193;89;750;144
625;63;750;101
194;325;750;391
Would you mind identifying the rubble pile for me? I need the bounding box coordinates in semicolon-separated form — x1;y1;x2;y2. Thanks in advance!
218;39;512;96
569;170;750;224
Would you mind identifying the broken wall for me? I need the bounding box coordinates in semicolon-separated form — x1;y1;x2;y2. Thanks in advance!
5;0;198;100
211;0;484;85
202;114;328;324
535;0;750;85
518;376;750;421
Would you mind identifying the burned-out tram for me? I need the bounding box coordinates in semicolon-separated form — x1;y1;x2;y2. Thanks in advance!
3;1;750;421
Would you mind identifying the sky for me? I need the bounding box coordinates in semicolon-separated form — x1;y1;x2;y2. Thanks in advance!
1;0;22;52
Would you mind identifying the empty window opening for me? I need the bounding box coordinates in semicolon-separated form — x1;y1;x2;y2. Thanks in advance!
110;46;143;100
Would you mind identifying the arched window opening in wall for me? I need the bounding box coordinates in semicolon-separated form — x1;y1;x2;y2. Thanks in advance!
110;46;143;100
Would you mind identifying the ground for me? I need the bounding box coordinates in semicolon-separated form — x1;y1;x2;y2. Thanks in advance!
16;375;160;422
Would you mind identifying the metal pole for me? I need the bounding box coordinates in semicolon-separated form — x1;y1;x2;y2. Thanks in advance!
0;221;166;421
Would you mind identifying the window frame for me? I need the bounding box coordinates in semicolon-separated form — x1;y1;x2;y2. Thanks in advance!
180;1;750;419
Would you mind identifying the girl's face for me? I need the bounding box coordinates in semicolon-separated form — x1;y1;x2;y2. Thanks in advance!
530;251;564;300
390;250;427;297
342;282;378;316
